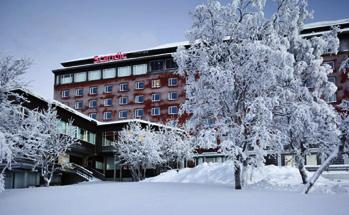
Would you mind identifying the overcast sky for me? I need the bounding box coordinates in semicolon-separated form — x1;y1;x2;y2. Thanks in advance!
1;0;349;99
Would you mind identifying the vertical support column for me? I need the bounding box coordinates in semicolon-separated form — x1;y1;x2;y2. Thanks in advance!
113;153;116;181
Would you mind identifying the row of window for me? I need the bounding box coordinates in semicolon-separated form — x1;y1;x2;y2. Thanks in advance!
58;121;96;145
56;59;178;85
61;78;178;98
74;92;178;110
90;106;179;120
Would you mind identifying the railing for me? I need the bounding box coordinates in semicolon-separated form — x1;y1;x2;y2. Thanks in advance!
64;163;99;181
305;164;349;172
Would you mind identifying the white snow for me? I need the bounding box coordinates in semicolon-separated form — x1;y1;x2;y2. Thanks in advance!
0;181;348;215
303;18;349;30
145;162;349;194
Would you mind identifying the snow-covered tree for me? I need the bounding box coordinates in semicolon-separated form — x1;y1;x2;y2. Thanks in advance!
24;105;79;186
158;127;193;169
114;122;163;181
0;56;31;191
174;0;341;189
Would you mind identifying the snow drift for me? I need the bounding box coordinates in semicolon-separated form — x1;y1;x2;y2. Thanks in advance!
144;162;349;194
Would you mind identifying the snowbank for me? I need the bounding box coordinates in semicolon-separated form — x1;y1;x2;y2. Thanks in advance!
144;162;349;194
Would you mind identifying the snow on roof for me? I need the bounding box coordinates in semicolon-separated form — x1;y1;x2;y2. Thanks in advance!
14;88;183;131
62;42;188;65
301;27;349;38
303;18;349;30
96;118;185;132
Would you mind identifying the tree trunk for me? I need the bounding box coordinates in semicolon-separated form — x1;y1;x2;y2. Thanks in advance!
234;163;242;190
304;147;339;194
143;165;147;179
297;161;308;184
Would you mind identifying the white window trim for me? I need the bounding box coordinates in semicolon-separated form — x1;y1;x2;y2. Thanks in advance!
119;97;128;105
104;98;113;107
168;78;178;87
168;106;178;115
118;110;128;119
103;111;112;120
135;81;145;89
151;107;160;116
89;113;97;119
151;79;161;88
104;85;113;93
75;88;83;96
135;95;144;104
89;100;97;108
152;93;160;102
61;90;70;98
75;101;83;110
89;87;98;95
119;83;128;91
168;92;177;101
135;109;144;118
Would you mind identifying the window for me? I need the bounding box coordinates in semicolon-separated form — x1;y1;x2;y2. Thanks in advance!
135;81;145;89
306;154;318;165
323;61;335;70
135;109;144;118
104;98;113;107
55;75;60;85
135;95;144;104
133;64;147;75
165;58;178;70
89;86;98;95
168;106;178;115
119;96;128;105
118;66;131;77
103;68;116;79
150;60;164;72
89;100;97;108
88;70;101;81
88;132;96;145
75;88;84;96
151;107;160;116
103;111;112;120
74;72;86;83
168;91;178;101
95;161;103;170
118;110;128;119
75;101;83;110
152;79;161;88
89;113;97;119
102;131;117;146
152;93;160;102
104;85;113;93
61;89;70;98
61;74;73;84
168;78;178;87
326;76;336;103
119;83;129;91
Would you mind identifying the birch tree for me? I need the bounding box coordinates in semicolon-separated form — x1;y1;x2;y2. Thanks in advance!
174;0;341;189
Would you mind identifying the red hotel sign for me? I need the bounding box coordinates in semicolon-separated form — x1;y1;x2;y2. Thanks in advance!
94;52;127;64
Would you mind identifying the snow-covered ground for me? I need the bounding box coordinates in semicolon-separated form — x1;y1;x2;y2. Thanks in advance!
1;163;349;215
145;162;349;194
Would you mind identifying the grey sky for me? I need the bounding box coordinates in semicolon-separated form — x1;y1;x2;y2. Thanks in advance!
1;0;349;99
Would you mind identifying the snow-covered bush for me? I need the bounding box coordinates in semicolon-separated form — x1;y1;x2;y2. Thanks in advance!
23;105;79;186
114;122;192;180
0;56;31;191
174;0;340;190
114;122;163;181
158;127;193;169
